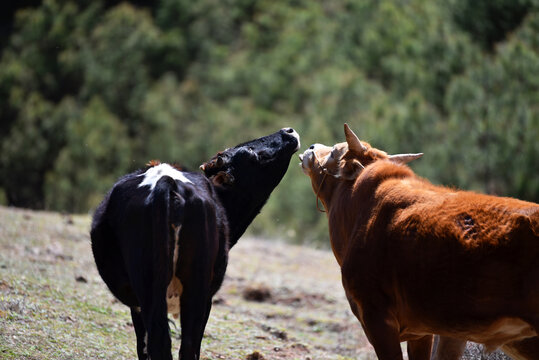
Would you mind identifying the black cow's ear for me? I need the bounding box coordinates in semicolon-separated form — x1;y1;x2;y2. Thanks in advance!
200;153;228;173
211;171;235;186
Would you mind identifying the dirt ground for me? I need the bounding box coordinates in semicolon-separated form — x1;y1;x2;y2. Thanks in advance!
0;206;374;359
0;206;510;359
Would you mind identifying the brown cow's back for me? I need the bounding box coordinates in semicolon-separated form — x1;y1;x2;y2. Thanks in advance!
341;161;539;348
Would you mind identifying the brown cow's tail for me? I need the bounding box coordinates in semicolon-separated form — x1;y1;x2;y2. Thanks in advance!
146;175;185;359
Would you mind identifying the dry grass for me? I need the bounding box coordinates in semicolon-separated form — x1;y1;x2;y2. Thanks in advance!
0;206;376;359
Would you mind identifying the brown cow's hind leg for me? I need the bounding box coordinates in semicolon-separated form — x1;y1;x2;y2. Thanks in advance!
407;335;433;360
502;336;539;360
431;336;466;360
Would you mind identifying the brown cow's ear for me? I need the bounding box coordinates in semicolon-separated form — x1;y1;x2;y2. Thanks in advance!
344;124;368;154
211;171;235;186
340;159;364;180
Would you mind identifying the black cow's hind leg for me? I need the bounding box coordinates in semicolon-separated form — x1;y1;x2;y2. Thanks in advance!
131;307;148;360
126;245;172;359
178;283;212;360
195;301;213;360
138;285;172;360
177;199;218;360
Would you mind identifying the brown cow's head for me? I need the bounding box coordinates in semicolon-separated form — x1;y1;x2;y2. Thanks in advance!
300;124;422;207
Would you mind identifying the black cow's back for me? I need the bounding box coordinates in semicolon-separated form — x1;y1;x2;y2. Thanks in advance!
90;167;229;308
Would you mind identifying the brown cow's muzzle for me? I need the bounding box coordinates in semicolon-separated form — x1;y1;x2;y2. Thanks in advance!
299;143;330;177
299;149;314;176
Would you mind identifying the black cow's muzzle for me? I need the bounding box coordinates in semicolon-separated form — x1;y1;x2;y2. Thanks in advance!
281;127;301;152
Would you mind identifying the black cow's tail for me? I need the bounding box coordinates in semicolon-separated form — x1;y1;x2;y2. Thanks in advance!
146;175;185;359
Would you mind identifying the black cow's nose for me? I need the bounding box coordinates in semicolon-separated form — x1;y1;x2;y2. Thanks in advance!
309;144;315;150
283;127;294;134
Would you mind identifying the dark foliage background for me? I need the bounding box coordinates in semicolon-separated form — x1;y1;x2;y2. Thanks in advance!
1;0;538;244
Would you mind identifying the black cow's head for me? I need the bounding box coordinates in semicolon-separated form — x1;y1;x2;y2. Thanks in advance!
201;127;300;189
200;128;300;243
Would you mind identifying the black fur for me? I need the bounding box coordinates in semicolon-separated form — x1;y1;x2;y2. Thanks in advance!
90;128;299;360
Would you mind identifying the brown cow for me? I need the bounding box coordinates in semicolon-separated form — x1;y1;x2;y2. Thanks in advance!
299;124;539;360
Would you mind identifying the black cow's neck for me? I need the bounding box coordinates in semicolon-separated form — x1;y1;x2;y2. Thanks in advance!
215;185;270;248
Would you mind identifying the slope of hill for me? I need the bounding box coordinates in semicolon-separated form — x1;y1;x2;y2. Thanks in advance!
0;206;373;359
0;206;512;359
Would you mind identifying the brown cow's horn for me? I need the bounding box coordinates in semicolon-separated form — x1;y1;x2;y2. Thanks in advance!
389;153;423;164
344;123;368;153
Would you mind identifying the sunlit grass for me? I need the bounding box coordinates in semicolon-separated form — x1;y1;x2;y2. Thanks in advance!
0;206;374;359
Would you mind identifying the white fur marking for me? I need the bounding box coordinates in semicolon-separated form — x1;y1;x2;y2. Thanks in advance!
138;163;192;191
167;224;182;318
143;332;148;355
282;128;301;151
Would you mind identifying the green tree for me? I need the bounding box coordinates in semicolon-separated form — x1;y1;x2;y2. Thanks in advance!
1;0;538;243
45;97;131;212
0;93;61;207
78;3;159;130
443;13;539;201
0;0;101;208
452;0;538;51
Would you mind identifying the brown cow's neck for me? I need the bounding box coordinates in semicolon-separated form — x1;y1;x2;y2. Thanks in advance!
322;161;417;266
325;181;356;266
313;176;353;266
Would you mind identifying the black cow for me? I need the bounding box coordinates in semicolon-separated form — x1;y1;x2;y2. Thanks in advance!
90;128;300;360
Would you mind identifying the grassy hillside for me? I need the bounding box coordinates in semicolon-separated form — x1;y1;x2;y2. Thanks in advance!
0;206;376;359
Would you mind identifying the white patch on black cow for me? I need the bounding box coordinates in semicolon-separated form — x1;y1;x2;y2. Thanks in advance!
282;127;301;151
143;332;148;356
167;224;183;318
138;163;192;191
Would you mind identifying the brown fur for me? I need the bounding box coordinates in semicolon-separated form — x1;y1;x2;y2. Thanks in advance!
146;159;161;167
146;159;184;171
300;125;539;360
